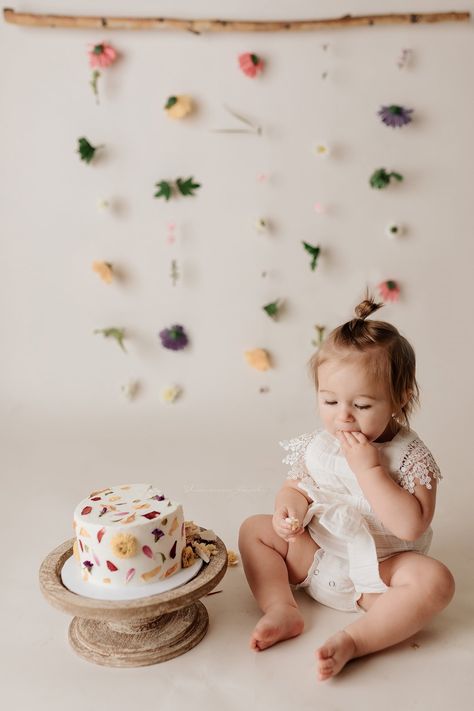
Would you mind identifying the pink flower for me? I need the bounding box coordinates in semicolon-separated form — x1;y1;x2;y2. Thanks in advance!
378;280;400;302
238;53;264;78
88;42;117;68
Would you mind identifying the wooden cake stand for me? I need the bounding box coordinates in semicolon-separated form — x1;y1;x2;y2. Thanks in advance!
39;531;228;667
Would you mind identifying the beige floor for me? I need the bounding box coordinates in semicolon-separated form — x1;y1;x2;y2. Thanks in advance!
2;419;472;710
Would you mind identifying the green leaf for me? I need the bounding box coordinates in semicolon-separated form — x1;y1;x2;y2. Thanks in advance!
302;241;320;271
154;180;172;200
165;96;178;109
369;168;403;189
176;176;201;197
77;137;98;164
94;328;127;352
263;300;281;320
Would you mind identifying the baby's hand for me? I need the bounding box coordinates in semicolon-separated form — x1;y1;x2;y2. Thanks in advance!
336;430;381;476
272;507;304;543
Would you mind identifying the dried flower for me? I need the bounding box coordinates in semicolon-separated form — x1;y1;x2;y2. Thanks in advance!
244;348;272;371
182;545;197;568
88;42;117;69
227;550;239;566
378;280;401;303
121;380;139;400
96;198;110;211
161;385;182;404
92;260;113;284
312;324;326;348
397;49;413;69
164;95;193;119
110;532;138;559
378;105;413;128
369;169;403;189
159;324;188;351
238;52;264;78
314;142;330;157
255;218;269;233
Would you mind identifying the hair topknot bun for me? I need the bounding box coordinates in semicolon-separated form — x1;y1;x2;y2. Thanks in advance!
354;293;384;320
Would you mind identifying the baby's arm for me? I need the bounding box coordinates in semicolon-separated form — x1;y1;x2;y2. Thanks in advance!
273;480;312;543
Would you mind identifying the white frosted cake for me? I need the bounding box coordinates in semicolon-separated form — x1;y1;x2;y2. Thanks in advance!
72;483;185;588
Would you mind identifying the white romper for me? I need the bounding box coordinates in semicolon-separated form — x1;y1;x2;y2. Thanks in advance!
279;426;442;613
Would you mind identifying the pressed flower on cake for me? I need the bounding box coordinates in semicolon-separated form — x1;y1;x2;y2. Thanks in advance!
110;532;138;559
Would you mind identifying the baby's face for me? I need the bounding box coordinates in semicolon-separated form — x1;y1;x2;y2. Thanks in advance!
317;356;394;443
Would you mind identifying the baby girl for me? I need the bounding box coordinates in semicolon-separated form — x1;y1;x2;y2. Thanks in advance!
238;294;455;681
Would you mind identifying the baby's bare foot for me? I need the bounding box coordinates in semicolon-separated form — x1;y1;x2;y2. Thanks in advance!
315;630;357;681
250;603;304;652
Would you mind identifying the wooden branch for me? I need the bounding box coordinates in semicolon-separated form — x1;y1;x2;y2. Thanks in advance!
2;8;471;33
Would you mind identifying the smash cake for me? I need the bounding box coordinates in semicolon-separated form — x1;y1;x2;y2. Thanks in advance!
72;483;195;588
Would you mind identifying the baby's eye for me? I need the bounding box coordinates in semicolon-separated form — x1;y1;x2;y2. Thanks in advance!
355;404;371;410
324;400;337;405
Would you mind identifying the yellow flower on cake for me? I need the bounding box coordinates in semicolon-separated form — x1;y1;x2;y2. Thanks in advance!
110;532;138;559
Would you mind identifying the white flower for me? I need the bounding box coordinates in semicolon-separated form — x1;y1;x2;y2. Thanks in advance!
97;198;110;211
255;217;269;233
121;380;139;400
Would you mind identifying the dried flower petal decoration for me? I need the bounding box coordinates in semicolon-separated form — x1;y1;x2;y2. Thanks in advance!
378;105;414;128
121;380;139;400
77;137;104;164
164;95;193;119
159;324;189;351
238;52;265;78
92;260;113;284
244;348;272;371
96;198;110;211
312;324;326;348
161;385;182;404
314;202;327;215
170;259;180;286
369;168;403;189
94;327;127;352
110;532;137;559
227;550;239;566
397;49;413;69
385;222;404;239
378;280;401;302
314;143;330;157
263;299;283;321
302;241;321;271
255;218;269;233
88;42;117;69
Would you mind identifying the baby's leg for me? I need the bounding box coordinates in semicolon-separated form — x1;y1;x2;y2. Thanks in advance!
315;551;455;682
238;514;319;651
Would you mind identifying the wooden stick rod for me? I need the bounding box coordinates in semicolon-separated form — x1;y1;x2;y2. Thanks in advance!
2;8;471;32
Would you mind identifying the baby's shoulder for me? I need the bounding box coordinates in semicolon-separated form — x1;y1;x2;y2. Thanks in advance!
386;427;443;494
278;428;325;480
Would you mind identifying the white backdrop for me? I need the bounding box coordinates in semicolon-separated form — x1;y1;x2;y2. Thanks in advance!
1;1;473;498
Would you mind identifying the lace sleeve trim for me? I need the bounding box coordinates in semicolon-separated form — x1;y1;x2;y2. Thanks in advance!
397;437;443;494
279;430;319;482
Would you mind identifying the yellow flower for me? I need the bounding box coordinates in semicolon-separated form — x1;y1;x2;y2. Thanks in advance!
110;532;138;559
227;550;239;566
244;348;272;371
164;95;193;119
314;142;330;157
161;385;182;403
182;545;197;568
92;260;113;284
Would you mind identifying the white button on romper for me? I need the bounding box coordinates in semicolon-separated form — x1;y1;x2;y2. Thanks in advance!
279;426;442;612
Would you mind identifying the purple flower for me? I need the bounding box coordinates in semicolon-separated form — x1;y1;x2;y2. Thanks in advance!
377;105;413;128
83;560;94;572
152;528;165;542
159;324;189;351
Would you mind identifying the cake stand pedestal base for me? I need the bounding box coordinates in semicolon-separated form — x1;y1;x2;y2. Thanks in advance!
69;601;209;667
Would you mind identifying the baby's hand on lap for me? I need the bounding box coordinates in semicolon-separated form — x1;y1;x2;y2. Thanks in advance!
272;507;304;542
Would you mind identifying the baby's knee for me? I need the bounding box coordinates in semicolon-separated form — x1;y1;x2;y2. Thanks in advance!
424;561;456;608
238;514;271;548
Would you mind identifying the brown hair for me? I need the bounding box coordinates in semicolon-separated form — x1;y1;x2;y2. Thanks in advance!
308;291;420;428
